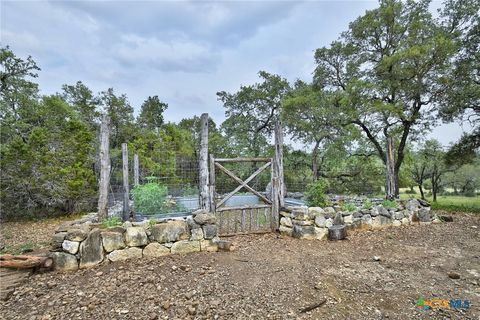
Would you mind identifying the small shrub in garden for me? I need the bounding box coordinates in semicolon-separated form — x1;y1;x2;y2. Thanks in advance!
131;180;168;214
382;199;397;209
362;199;373;210
342;202;357;212
101;216;122;228
305;179;328;207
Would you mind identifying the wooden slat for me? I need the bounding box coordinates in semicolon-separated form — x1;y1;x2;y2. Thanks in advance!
214;157;271;163
215;161;272;208
241;209;246;232
215;204;271;212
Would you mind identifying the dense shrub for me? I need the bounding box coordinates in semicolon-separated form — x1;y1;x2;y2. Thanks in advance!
131;179;168;214
305;179;328;207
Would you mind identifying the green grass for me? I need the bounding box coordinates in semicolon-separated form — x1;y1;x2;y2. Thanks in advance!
399;193;480;213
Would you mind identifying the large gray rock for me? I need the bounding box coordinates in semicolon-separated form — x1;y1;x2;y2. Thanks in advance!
186;216;201;230
394;211;404;220
151;221;189;243
280;216;293;227
279;225;293;237
406;199;420;211
171;240;200;254
314;227;328;240
290;207;312;220
362;214;372;225
292;219;313;226
189;228;204;241
200;239;219;252
108;247;143;262
101;231;125;253
51;232;67;250
50;252;78;271
65;229;88;242
202;224;218;240
79;229;104;269
193;212;216;225
125;227;148;247
417;207;431;222
62;240;79;254
314;215;327;228
292;225;316;240
308;207;325;215
143;242;171;257
378;206;391;218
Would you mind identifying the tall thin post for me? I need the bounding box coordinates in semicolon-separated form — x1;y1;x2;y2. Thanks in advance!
209;155;216;213
385;137;396;200
122;143;130;221
271;120;284;231
199;113;210;211
97;115;111;220
133;154;139;187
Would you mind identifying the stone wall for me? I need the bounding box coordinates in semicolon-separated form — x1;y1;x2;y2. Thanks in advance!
49;210;220;271
279;199;438;240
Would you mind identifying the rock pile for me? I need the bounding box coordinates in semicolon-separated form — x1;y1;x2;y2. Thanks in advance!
49;209;221;271
279;199;434;240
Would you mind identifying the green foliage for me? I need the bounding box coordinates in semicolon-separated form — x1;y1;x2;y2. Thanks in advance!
341;202;357;212
382;199;397;209
305;179;328;207
131;182;168;215
101;216;122;228
362;199;373;210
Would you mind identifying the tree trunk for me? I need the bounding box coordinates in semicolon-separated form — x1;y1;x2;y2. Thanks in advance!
385;137;397;199
199;113;210;211
419;184;425;200
312;140;320;181
97;115;110;221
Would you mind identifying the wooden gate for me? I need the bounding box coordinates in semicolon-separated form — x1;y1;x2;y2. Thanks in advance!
209;157;279;236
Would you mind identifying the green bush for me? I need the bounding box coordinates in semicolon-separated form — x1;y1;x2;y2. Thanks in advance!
131;181;168;214
362;199;373;210
382;199;397;209
341;203;357;212
305;179;328;207
101;216;122;228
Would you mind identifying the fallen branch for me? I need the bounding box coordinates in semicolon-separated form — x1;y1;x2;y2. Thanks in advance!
300;298;327;313
0;254;53;269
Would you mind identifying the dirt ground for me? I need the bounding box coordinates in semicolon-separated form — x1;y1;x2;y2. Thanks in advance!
1;213;479;320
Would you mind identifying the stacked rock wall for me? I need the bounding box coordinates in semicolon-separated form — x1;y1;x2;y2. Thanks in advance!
49;210;219;271
280;199;437;239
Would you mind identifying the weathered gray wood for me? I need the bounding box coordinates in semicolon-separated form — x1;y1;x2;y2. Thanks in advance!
274;121;285;208
328;225;347;240
214;157;271;163
386;137;396;200
215;161;272;208
199;113;210;211
241;209;246;232
97;114;110;221
121;143;130;221
215;204;271;212
133;153;139;187
209;155;216;212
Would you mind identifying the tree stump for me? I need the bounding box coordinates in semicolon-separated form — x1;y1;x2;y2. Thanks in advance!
328;225;346;240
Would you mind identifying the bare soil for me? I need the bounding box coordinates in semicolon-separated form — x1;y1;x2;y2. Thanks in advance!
1;213;479;320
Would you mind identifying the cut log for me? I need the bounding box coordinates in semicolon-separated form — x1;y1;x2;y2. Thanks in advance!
0;254;53;269
300;298;327;313
328;225;347;241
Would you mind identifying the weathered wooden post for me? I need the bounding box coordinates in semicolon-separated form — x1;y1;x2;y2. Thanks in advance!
122;143;131;221
199;113;210;212
209;155;216;213
133;153;139;187
271;120;285;230
385;137;396;200
97;115;110;221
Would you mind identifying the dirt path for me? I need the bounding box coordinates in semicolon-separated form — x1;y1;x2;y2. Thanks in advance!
1;213;479;319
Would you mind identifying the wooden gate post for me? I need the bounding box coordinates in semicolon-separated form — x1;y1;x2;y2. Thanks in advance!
199;113;210;212
97;114;110;221
209;155;216;213
271;120;285;230
122;143;131;221
133;154;139;187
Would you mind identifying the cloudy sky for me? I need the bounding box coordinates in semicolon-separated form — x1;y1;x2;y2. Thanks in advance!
1;0;470;148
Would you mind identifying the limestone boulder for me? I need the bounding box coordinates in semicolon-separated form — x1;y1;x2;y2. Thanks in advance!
101;231;125;253
151;221;189;243
279;225;293;237
108;247;143;262
171;240;201;254
186;216;201;230
143;242;171;257
62;240;79;254
65;229;88;242
193;212;216;225
200;239;219;252
51;232;67;250
50;252;78;271
202;224;218;240
125;227;148;247
189;228;204;241
280;216;293;227
79;229;104;269
292;225;316;240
